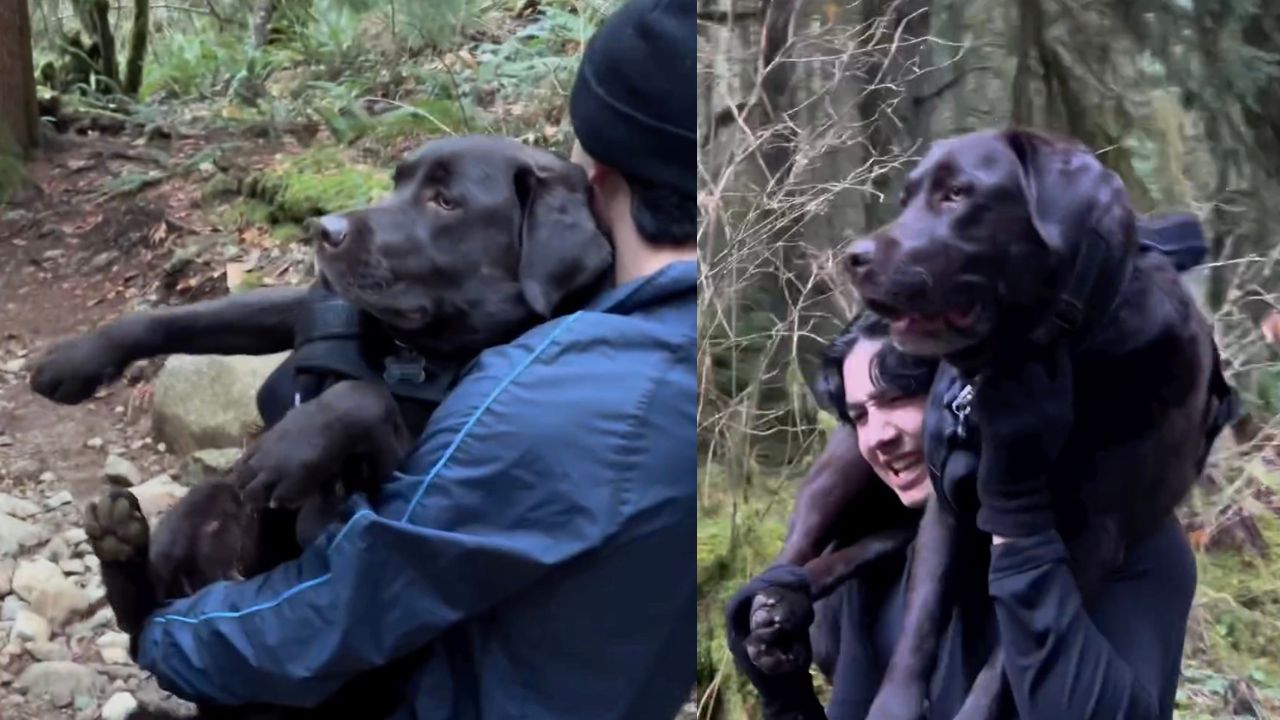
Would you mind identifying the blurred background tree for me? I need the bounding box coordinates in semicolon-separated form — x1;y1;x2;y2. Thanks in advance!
697;1;1280;717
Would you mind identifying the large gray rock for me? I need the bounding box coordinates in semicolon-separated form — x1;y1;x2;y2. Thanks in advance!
151;352;289;455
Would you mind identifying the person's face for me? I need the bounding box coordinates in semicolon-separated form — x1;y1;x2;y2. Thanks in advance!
843;339;932;508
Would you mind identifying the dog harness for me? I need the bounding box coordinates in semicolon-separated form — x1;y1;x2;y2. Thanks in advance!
253;285;462;432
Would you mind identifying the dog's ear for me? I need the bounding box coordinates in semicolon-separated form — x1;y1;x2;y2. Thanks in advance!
514;158;614;318
1003;128;1136;260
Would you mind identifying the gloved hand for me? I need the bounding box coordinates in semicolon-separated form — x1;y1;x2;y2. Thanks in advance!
724;564;826;720
973;344;1074;538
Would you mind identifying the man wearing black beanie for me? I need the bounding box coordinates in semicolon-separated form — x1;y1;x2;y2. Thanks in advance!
569;0;697;281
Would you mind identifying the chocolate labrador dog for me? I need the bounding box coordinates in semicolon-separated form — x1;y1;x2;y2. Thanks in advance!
28;135;613;719
742;128;1235;720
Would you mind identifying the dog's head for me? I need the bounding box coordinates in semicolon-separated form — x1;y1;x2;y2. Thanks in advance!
309;135;614;360
843;128;1138;363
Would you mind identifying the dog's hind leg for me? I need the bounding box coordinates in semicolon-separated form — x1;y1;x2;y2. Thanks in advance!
866;497;959;720
83;489;159;654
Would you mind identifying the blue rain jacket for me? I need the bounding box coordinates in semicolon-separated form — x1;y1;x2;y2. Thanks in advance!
135;260;698;719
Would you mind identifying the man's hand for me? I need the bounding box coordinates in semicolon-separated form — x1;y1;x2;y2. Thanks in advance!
973;344;1074;539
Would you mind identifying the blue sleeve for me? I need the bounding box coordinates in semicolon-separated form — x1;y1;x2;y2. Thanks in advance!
988;518;1195;720
134;317;624;707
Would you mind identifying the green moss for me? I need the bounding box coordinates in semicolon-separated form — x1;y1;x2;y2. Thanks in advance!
248;147;391;224
697;464;802;719
211;199;275;230
1193;512;1280;674
271;222;307;244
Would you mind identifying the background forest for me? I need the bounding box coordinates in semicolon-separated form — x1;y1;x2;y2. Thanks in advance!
696;0;1280;718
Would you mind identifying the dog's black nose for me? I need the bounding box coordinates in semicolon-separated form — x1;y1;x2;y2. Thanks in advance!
844;239;876;270
308;215;350;249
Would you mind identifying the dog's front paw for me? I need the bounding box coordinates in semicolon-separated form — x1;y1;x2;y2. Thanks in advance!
29;332;129;404
234;403;345;509
743;585;814;675
866;679;928;720
84;489;150;564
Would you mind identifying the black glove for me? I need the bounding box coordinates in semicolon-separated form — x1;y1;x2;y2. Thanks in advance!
724;564;826;720
973;344;1074;538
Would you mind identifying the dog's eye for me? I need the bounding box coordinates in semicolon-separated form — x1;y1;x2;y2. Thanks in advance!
941;185;969;205
425;192;457;211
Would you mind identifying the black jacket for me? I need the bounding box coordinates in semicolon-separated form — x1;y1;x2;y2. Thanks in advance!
818;513;1195;719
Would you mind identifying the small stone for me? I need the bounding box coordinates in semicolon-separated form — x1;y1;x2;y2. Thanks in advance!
99;646;131;665
0;359;24;374
130;475;188;522
11;609;51;643
83;555;100;571
62;528;88;547
84;580;106;605
14;661;106;708
156;442;166;453
87;252;115;272
185;447;241;477
58;558;85;575
12;558;92;628
38;471;57;483
7;458;41;479
43;536;72;563
43;491;73;510
0;494;40;519
0;558;13;595
100;691;137;720
85;437;104;450
96;632;130;650
0;513;43;557
103;455;143;487
26;639;70;662
2;595;27;621
66;606;113;636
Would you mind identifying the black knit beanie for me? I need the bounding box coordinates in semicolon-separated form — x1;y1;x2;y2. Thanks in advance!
568;0;696;198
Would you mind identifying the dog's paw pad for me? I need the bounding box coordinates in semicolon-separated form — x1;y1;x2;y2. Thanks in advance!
84;490;149;563
744;588;813;674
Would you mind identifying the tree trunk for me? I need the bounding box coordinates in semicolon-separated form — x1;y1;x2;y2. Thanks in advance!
252;0;277;48
122;0;149;96
0;0;39;157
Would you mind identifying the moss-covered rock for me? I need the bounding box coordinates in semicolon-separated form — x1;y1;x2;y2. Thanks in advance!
246;147;392;224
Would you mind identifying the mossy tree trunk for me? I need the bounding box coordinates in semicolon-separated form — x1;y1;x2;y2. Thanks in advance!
0;0;39;157
122;0;149;96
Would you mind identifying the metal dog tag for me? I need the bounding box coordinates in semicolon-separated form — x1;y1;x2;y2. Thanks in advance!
384;352;427;385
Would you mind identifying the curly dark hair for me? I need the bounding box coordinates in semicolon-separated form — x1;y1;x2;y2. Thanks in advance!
819;311;940;425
